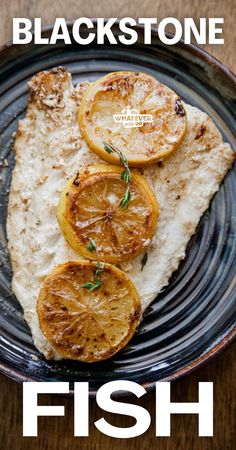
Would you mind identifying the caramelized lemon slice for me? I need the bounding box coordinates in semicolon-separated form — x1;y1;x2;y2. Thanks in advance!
57;164;159;263
37;261;141;362
79;71;187;166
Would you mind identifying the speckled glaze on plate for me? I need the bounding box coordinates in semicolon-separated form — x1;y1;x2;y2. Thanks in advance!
0;22;235;395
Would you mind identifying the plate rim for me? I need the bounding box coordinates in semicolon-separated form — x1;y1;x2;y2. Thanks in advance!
0;20;235;81
0;326;235;396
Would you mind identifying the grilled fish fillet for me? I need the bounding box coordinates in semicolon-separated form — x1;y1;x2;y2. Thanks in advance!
7;67;235;359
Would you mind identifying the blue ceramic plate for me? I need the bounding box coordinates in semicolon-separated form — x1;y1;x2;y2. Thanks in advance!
0;23;235;394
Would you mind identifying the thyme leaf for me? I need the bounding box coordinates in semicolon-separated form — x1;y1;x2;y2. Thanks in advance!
104;142;131;208
119;187;131;209
121;169;131;184
82;280;101;292
82;240;105;291
103;143;113;154
86;238;97;253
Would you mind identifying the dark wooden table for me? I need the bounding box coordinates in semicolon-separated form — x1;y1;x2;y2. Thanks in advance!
0;1;235;449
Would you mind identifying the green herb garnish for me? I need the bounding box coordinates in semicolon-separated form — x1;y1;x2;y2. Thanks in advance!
86;238;97;253
82;279;101;292
82;239;105;291
119;187;131;209
104;142;131;208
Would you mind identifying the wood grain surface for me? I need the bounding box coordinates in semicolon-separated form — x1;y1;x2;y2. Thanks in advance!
0;1;235;449
0;0;235;72
0;345;235;450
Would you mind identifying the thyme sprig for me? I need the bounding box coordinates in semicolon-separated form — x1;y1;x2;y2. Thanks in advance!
82;239;105;292
104;142;131;208
119;188;131;208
